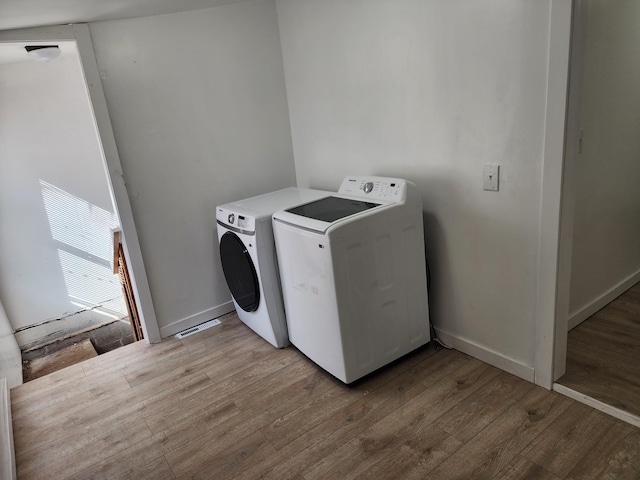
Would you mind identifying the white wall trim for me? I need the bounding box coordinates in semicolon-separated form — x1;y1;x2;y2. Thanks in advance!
554;383;640;428
159;302;235;338
534;0;575;389
548;0;587;385
568;268;640;331
0;24;161;344
435;328;535;383
73;25;161;343
0;378;16;480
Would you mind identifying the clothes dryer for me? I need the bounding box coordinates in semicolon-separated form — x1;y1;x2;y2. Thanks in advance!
216;188;330;348
273;176;430;381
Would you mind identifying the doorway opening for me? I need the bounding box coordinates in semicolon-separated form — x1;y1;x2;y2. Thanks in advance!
0;26;158;384
552;0;640;427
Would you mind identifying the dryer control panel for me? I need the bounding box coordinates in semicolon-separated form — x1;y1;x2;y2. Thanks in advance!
338;175;406;202
216;207;256;234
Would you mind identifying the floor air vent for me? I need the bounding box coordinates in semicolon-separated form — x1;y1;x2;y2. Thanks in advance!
175;319;221;339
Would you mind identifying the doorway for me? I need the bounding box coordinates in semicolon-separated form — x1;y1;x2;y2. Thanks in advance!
0;24;160;385
0;40;133;380
553;0;640;426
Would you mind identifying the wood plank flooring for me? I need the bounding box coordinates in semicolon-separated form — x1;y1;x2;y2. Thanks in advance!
11;311;640;479
558;282;640;417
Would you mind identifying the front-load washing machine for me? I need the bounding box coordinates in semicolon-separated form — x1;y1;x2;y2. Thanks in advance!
216;187;330;348
273;176;430;382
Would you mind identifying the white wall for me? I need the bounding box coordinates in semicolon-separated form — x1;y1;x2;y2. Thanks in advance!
89;0;297;336
569;0;640;323
277;0;555;377
0;42;123;347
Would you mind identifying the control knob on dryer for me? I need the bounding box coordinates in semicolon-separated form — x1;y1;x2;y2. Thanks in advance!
228;213;235;224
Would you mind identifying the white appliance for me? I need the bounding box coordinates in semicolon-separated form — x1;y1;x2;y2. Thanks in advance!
273;176;430;382
216;187;330;348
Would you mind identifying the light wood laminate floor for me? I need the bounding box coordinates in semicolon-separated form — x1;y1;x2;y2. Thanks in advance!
558;282;640;418
11;311;640;479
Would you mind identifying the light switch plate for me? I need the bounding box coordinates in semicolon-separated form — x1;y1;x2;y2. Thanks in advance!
483;164;500;191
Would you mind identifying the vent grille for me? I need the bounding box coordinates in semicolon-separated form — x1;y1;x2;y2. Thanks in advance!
175;319;221;339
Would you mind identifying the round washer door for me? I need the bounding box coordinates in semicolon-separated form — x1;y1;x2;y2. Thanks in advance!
219;231;260;312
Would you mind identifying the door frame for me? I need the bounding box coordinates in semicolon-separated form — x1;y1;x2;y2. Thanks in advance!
534;0;585;388
0;24;160;343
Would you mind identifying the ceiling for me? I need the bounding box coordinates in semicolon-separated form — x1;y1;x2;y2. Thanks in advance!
0;0;245;32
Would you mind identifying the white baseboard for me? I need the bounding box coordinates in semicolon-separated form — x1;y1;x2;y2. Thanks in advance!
159;302;235;339
568;269;640;331
553;383;640;428
0;378;17;480
434;327;535;383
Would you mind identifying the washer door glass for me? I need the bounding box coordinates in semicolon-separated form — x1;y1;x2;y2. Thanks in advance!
219;231;260;312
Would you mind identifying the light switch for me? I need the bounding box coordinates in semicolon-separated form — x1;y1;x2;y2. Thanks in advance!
483;164;500;191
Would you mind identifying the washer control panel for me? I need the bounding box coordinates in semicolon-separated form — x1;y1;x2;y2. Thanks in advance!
338;175;406;202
